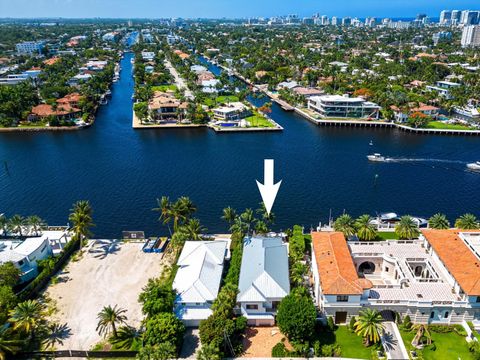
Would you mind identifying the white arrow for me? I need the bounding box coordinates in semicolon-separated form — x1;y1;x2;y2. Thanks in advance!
256;159;282;216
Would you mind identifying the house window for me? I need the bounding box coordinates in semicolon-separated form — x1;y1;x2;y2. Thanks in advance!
336;295;348;302
444;311;449;318
430;311;435;319
476;296;480;303
385;267;389;272
246;304;258;310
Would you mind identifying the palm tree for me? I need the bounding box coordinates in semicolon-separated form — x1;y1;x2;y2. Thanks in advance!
0;215;8;237
9;300;46;340
0;324;22;360
455;213;480;230
428;213;450;230
290;262;308;287
240;208;255;233
110;325;141;350
354;309;385;347
255;220;268;235
256;202;275;225
395;216;420;240
96;305;127;339
355;215;377;241
8;215;25;237
411;324;432;347
333;214;356;238
26;215;46;236
221;207;237;227
177;196;197;221
153;196;172;234
69;200;94;250
184;218;206;241
230;216;248;235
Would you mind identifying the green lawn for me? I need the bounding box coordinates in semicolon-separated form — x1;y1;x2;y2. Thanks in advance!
151;84;177;92
400;329;474;360
246;113;274;128
426;121;472;130
216;95;239;103
203;95;239;107
335;326;374;359
314;325;376;359
376;231;399;241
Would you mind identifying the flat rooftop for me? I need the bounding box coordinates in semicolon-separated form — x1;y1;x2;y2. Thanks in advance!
349;240;460;303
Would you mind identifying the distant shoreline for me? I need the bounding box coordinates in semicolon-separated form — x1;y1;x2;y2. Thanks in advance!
0;124;91;133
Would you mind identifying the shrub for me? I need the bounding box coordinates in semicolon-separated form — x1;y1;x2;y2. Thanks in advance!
402;315;412;330
199;314;236;349
143;313;185;353
272;342;287;357
291;341;309;357
349;316;356;332
277;288;316;342
321;344;342;357
327;316;336;332
138;278;176;318
313;340;321;356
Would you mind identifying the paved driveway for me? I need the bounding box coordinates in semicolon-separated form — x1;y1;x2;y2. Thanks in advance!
382;321;409;360
180;328;200;359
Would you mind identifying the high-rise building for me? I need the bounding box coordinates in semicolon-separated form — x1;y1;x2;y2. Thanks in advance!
302;17;314;25
451;10;461;24
321;15;329;25
331;16;338;26
461;10;480;25
461;25;480;47
365;17;376;27
416;14;427;21
440;10;452;24
342;17;351;26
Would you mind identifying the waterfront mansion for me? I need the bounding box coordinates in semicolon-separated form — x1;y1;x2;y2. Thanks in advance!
311;230;480;327
308;94;381;119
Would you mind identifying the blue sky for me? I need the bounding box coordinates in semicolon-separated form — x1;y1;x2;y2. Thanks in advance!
0;0;478;19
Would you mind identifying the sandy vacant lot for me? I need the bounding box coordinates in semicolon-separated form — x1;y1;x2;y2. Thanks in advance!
241;327;292;358
45;240;164;350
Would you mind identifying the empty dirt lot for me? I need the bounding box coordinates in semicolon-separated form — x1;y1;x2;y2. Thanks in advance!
45;240;164;350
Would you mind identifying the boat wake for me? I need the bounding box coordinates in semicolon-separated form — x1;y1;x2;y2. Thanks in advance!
380;157;466;164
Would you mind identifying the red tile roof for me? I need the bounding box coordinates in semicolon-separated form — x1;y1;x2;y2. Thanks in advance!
31;103;80;117
312;232;372;295
422;229;480;296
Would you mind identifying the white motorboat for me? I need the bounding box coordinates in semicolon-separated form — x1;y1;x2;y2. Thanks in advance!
467;161;480;171
454;105;480;119
367;153;385;162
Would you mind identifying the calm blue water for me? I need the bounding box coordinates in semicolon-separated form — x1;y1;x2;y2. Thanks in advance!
0;52;479;238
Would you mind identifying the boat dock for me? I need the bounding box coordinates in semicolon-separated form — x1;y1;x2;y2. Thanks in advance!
209;56;480;136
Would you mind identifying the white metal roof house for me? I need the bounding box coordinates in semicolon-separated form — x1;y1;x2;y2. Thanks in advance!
0;236;52;283
173;240;228;327
237;236;290;326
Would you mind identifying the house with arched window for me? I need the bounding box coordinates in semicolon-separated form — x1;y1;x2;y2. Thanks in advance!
311;230;480;326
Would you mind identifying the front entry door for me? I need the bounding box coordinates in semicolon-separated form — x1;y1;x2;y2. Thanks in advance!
335;311;348;324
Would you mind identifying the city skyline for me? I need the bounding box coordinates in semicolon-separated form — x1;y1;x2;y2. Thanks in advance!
0;0;479;19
